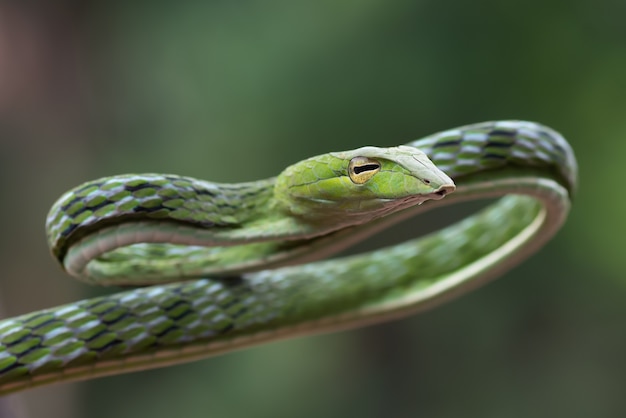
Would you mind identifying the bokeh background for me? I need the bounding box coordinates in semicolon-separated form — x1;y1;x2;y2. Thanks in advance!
0;1;624;417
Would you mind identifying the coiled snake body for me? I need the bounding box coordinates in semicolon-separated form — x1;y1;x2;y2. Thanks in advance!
0;121;577;394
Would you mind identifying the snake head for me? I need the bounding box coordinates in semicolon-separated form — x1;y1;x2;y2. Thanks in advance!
275;145;455;222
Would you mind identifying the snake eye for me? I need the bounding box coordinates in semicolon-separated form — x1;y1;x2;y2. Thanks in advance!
348;157;381;184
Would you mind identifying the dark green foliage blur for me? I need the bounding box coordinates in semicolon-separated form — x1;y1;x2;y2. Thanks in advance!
0;1;624;417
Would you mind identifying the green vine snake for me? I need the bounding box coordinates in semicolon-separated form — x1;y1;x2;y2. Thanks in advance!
0;120;577;395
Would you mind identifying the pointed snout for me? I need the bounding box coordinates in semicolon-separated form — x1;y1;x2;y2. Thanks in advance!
423;168;455;200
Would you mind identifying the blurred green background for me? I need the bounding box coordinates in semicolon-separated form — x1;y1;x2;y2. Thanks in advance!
0;1;624;417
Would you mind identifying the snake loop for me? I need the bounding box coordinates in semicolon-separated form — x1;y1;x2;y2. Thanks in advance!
0;120;576;394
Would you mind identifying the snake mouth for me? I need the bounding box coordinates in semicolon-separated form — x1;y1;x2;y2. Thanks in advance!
430;184;456;200
384;183;455;210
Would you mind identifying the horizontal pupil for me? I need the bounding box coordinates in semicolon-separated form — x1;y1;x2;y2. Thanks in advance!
353;164;380;175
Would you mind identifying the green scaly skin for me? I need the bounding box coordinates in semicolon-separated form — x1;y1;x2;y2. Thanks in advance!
0;120;576;395
49;145;453;285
